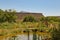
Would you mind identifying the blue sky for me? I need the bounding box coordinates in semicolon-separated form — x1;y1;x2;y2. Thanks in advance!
0;0;60;16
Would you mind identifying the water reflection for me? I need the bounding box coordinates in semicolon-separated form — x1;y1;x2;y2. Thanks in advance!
8;34;37;40
16;34;33;40
17;34;28;40
8;34;42;40
3;33;51;40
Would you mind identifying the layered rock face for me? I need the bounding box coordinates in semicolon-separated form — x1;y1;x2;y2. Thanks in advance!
16;12;44;20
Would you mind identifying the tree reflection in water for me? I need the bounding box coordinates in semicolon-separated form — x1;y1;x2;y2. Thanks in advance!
9;36;17;40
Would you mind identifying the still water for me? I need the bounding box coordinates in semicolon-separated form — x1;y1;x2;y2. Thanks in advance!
5;34;42;40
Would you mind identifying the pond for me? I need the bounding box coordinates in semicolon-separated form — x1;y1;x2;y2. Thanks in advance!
5;34;45;40
1;32;51;40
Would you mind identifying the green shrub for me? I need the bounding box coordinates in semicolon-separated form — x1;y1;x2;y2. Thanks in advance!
23;16;37;22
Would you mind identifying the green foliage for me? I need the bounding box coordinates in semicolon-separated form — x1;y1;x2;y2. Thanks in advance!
23;16;37;22
40;16;46;21
0;22;16;29
38;22;48;32
52;23;60;40
0;9;17;23
46;16;60;22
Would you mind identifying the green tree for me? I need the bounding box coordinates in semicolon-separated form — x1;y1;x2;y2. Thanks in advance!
4;9;17;22
23;16;37;22
0;9;5;22
0;9;17;23
40;16;48;27
46;16;60;22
